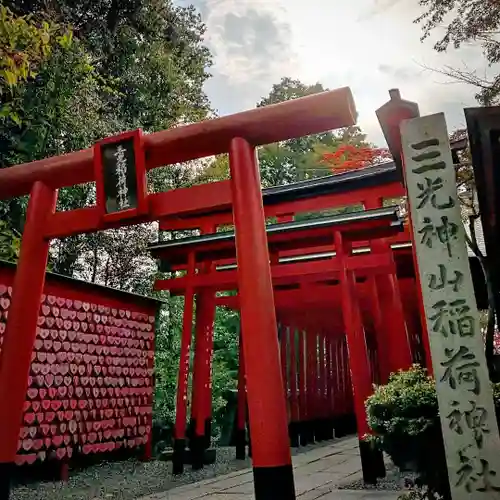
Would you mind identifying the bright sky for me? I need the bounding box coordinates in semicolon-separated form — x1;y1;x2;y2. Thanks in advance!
178;0;496;146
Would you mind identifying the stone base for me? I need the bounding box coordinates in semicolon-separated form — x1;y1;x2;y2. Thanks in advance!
359;439;385;485
253;464;295;500
289;421;300;448
0;462;12;500
235;428;246;460
184;448;217;466
172;438;186;475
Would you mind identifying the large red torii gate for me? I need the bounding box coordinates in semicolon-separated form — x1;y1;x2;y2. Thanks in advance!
0;88;356;500
0;89;354;199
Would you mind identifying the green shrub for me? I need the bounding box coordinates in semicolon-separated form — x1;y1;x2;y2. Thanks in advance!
366;365;500;500
366;365;437;439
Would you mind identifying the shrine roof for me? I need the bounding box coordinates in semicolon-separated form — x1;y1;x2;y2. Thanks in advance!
260;161;398;206
149;206;403;266
0;259;164;306
256;141;465;205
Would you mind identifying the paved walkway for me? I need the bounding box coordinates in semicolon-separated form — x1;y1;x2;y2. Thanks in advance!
138;437;403;500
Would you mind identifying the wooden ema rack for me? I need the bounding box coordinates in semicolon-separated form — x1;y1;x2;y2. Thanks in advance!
0;262;158;469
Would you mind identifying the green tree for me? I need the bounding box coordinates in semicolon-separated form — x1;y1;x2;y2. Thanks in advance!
4;0;213;130
0;6;105;253
415;0;500;104
0;10;121;274
258;144;298;187
1;2;213;277
0;5;66;114
0;221;20;261
0;6;58;258
258;77;325;107
195;155;230;183
0;4;241;446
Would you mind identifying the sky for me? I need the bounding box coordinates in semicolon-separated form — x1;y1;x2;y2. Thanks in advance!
178;0;496;146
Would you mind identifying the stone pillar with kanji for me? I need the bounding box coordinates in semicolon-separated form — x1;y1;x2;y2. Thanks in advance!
401;112;500;500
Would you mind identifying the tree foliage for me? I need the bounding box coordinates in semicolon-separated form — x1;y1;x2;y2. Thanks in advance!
0;220;20;261
0;5;69;104
322;145;391;173
366;365;449;499
366;365;500;499
0;6;100;247
195;155;230;184
1;1;213;266
0;4;219;441
4;0;213;130
415;0;500;104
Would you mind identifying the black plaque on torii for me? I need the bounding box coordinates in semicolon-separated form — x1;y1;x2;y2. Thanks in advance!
93;129;148;222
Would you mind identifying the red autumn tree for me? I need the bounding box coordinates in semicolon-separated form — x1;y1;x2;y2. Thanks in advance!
322;143;409;228
322;144;392;173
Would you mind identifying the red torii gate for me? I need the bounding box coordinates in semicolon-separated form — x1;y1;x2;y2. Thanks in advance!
0;88;356;500
148;143;431;478
150;203;416;483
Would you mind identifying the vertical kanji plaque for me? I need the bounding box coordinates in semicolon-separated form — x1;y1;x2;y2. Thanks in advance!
94;129;148;222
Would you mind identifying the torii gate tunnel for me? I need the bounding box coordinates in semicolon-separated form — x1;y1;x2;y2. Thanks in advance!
0;88;361;500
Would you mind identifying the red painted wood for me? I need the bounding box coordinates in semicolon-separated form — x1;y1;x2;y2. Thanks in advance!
152;216;401;268
0;262;157;464
375;270;413;373
199;292;215;438
191;251;215;439
343;337;355;414
229;138;291;470
0;87;356;199
279;325;289;422
368;276;390;384
174;252;196;443
237;328;246;432
157;183;405;234
306;332;317;424
319;335;328;420
190;295;204;427
143;316;155;461
288;327;299;424
0;183;57;463
297;331;306;424
329;338;338;416
335;339;344;416
335;231;372;437
155;253;394;296
399;279;425;364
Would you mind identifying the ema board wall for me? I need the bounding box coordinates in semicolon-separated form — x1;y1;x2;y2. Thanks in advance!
0;262;159;466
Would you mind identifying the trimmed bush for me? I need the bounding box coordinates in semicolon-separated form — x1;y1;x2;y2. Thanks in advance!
365;365;500;499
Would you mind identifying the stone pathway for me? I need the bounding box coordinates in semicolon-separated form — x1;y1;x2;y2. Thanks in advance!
137;437;403;500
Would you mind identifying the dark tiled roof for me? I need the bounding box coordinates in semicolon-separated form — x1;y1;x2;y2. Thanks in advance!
0;259;164;305
260;161;398;206
149;206;402;254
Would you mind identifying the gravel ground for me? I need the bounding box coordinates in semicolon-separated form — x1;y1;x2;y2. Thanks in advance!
11;447;252;500
13;439;403;500
338;461;417;491
11;443;329;500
